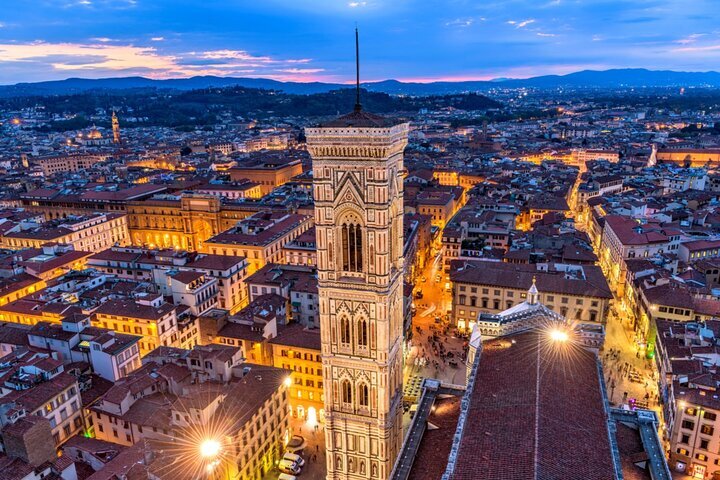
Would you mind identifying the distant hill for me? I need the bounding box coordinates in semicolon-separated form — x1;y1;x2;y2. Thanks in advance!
1;68;720;98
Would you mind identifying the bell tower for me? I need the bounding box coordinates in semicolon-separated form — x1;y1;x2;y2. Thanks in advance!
306;29;408;480
111;110;121;144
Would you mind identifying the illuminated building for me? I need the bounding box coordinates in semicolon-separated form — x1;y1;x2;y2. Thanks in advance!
112;110;121;144
283;226;318;267
87;246;250;314
415;190;458;230
269;323;324;424
654;320;720;479
450;260;612;332
196;181;263;200
0;349;83;447
656;148;720;167
0;213;129;252
598;215;681;297
126;194;280;252
0;273;46;307
228;156;303;196
36;153;110;176
10;244;92;281
19;184;169;220
306;90;409;477
90;346;290;480
205;211;313;275
93;294;191;357
432;168;459;186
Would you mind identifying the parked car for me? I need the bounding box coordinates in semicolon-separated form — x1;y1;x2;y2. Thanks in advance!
279;459;301;475
283;452;306;468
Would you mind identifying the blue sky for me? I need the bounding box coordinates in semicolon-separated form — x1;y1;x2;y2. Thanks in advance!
0;0;719;84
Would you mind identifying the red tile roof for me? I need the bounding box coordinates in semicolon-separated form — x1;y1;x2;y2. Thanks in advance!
448;331;617;480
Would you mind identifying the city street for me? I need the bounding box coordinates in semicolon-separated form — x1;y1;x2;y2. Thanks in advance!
570;187;662;418
602;308;661;413
404;252;469;387
262;417;326;480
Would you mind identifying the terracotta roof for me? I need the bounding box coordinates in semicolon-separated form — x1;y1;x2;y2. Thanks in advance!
448;331;617;480
269;323;321;350
450;260;612;299
317;109;401;128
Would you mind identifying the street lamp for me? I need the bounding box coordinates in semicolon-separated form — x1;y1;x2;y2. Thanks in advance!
200;439;221;459
199;439;225;480
549;329;569;343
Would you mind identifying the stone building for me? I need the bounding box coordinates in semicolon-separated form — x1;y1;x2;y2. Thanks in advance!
306;105;409;479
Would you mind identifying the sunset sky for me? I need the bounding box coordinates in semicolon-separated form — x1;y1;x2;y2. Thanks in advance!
1;0;719;84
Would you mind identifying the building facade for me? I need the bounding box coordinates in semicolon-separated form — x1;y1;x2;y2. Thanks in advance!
307;109;408;480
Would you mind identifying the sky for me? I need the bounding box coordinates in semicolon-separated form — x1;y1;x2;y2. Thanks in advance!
1;0;720;85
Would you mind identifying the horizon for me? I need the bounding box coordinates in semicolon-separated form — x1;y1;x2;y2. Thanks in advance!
3;0;720;85
5;66;720;88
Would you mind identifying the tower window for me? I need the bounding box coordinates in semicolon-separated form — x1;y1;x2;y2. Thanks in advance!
358;383;369;407
341;223;363;272
342;380;352;404
340;316;351;345
358;319;368;347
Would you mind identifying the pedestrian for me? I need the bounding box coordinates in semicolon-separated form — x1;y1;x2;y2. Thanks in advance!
316;444;320;453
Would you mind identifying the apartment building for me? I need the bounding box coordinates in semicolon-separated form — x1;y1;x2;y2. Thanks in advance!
0;213;129;252
93;294;188;356
205;211;313;275
599;215;682;296
450;260;612;331
0;350;83;446
25;316;141;382
87;246;250;314
269;323;323;423
228;157;303;196
90;346;291;480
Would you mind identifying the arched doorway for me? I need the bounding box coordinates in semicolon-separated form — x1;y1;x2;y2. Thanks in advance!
192;218;213;251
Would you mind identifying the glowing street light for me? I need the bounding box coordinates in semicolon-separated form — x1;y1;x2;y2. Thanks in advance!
549;329;569;343
200;439;221;458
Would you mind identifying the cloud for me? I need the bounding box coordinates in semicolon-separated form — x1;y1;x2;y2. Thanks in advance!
508;19;535;28
151;37;165;42
444;18;475;28
671;44;720;53
675;33;706;45
277;68;325;74
90;37;116;42
536;33;557;37
0;41;327;81
348;1;366;7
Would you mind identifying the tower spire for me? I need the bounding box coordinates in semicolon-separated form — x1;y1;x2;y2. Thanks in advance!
354;26;361;112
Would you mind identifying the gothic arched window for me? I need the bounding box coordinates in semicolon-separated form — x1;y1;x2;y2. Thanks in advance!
341;222;363;272
342;380;352;404
358;383;369;407
340;316;351;345
358;319;368;347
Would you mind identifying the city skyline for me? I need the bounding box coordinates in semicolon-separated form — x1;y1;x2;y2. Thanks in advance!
2;0;720;85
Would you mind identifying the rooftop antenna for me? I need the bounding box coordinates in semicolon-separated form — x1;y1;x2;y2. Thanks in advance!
354;26;362;112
